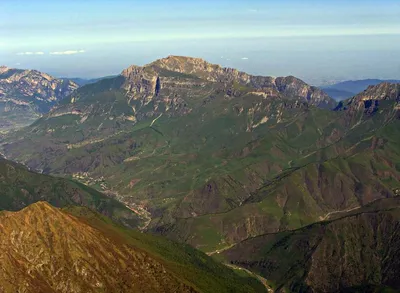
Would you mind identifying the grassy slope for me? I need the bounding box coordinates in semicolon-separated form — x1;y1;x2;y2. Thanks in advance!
148;101;400;251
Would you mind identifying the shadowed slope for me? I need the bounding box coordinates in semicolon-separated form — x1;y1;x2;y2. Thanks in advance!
222;197;400;292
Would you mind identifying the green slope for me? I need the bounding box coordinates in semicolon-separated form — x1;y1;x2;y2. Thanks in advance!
151;94;400;251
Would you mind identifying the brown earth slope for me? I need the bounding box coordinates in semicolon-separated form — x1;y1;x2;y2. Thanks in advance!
0;202;264;293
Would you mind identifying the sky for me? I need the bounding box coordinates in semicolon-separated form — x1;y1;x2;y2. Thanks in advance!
1;0;400;85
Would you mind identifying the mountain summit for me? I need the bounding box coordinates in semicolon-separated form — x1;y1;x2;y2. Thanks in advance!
121;55;335;109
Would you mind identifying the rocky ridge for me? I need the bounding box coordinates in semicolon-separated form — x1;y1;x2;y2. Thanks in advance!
121;56;336;110
0;66;78;111
0;66;78;130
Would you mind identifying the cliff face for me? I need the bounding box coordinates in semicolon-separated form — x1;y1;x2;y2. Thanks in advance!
149;56;336;109
0;66;78;130
116;56;335;122
0;66;78;110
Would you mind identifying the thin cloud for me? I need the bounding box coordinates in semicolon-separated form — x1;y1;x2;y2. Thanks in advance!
241;57;249;60
16;52;44;55
50;50;85;55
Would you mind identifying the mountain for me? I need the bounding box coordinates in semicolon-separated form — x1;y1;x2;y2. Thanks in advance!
0;156;140;228
2;59;399;254
321;79;400;101
0;201;264;293
221;196;400;292
0;66;78;131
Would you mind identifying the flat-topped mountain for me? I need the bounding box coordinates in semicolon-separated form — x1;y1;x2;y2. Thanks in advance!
17;56;335;143
0;66;78;131
122;55;335;109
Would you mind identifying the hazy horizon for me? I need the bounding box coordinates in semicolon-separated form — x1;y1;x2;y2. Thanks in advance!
1;0;400;85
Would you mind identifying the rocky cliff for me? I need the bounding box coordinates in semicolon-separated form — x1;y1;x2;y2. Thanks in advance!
124;56;336;110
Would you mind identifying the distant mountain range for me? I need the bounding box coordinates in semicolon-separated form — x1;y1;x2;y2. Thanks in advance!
0;66;119;132
321;79;400;101
62;76;117;86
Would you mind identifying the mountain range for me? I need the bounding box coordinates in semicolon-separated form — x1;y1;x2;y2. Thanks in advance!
61;76;118;87
0;56;399;291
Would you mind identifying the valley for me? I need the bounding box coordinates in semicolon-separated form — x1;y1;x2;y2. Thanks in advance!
2;58;400;252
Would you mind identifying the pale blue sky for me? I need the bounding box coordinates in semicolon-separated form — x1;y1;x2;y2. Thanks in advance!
1;0;400;84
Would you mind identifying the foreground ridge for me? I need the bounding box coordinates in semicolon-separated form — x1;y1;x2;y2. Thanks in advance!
0;201;264;293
